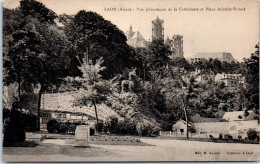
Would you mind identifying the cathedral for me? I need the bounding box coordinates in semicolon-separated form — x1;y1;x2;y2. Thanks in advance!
165;34;184;58
152;16;164;41
125;25;148;48
125;16;184;58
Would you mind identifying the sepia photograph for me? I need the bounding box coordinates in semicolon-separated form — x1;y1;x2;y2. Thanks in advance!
2;0;260;162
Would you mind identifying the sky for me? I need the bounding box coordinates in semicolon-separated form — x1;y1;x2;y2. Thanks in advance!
3;0;259;61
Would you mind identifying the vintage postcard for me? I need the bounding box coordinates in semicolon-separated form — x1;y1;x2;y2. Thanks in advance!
2;0;259;162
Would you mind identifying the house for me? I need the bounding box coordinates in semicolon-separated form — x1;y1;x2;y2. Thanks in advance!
172;120;192;136
174;112;259;139
40;91;122;123
193;120;259;139
194;52;235;63
215;73;245;87
222;111;249;121
40;110;94;124
182;69;215;84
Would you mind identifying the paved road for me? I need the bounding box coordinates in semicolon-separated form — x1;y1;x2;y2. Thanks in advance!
3;138;260;162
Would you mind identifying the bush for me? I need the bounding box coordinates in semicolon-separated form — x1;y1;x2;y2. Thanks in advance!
3;110;26;143
58;123;68;133
219;134;223;140
95;123;104;132
111;119;137;135
136;122;159;137
247;129;257;141
47;119;58;133
107;116;118;133
224;134;232;139
23;113;37;132
90;128;95;135
67;125;77;134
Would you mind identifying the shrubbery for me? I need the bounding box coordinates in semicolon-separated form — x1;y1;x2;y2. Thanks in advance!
219;133;223;139
136;122;160;137
224;134;233;140
3;108;38;132
46;119;92;134
115;120;137;135
3;109;26;143
247;129;257;141
47;119;58;133
90;128;95;135
23;113;37;132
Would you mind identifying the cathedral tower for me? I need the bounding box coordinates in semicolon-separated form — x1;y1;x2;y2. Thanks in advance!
152;16;164;41
172;35;184;58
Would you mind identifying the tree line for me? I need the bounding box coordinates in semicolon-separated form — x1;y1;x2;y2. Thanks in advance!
3;0;259;136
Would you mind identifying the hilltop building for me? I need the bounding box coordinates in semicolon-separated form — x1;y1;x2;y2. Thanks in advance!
215;73;245;87
165;35;184;58
182;69;215;85
125;25;148;48
194;52;235;62
152;16;164;41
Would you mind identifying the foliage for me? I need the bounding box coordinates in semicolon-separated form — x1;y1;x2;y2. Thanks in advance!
191;58;244;74
3;3;74;130
3;0;259;137
114;119;137;135
136;122;160;136
20;0;57;24
244;44;259;110
47;119;58;133
22;113;37;132
107;115;119;133
61;10;138;79
3;110;26;143
90;128;95;135
247;129;258;141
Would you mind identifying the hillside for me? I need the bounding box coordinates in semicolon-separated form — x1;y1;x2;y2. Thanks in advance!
41;91;160;128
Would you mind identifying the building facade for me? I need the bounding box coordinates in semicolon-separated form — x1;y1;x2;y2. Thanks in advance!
165;35;184;58
215;73;245;87
194;52;236;62
125;25;148;48
152;16;164;41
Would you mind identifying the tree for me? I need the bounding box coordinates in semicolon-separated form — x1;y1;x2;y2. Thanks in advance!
244;43;259;111
74;58;111;132
20;0;57;24
61;10;138;79
160;69;199;139
3;1;73;130
146;40;171;80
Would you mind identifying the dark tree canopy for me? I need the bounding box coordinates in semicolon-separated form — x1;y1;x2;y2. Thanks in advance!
62;10;138;79
244;44;259;110
20;0;57;24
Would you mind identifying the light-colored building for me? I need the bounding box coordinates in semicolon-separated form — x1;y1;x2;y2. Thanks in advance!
222;111;246;121
172;120;192;136
193;120;259;139
172;111;259;139
182;69;215;84
125;25;148;48
165;35;184;58
40;110;91;124
152;16;164;41
41;91;122;122
194;52;235;62
215;73;245;87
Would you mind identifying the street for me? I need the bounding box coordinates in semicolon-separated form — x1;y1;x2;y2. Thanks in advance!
3;138;260;162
